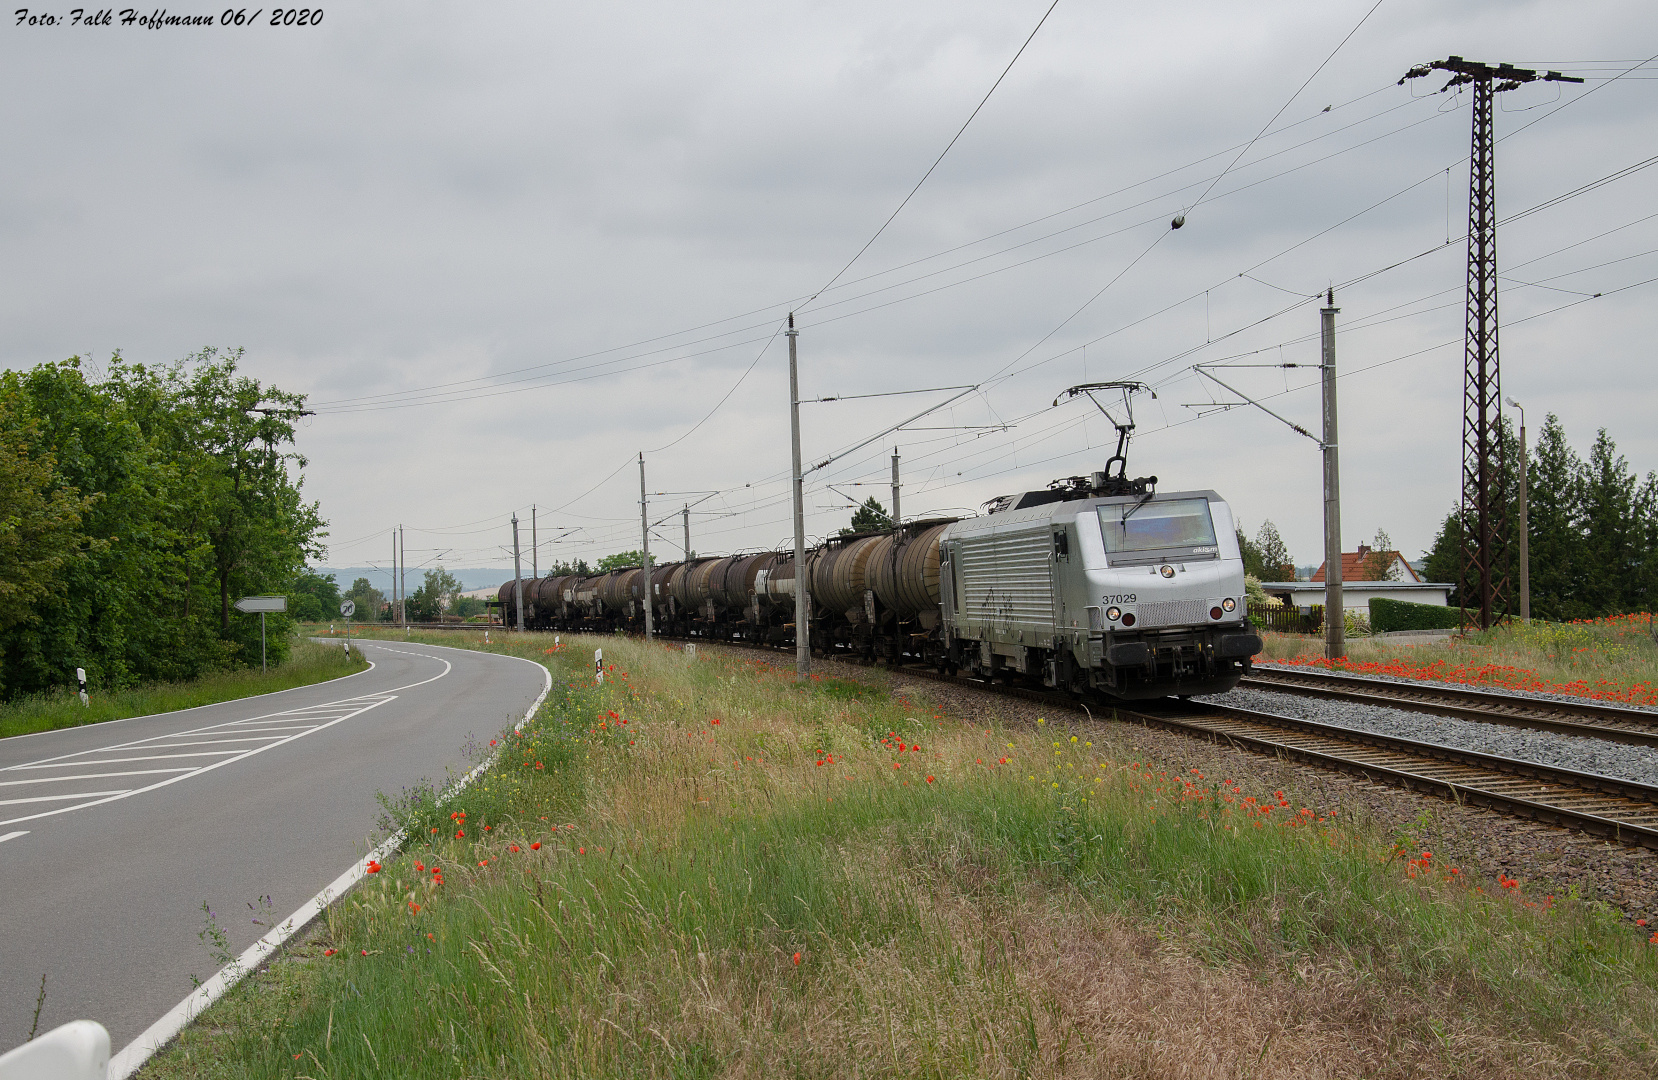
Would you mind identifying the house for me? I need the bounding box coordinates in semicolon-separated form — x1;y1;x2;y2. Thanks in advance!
1311;544;1423;584
1260;545;1450;611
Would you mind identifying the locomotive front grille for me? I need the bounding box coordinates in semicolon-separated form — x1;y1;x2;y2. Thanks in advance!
1137;598;1204;627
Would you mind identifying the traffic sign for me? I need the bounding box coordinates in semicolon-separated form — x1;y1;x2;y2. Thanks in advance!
233;596;287;613
339;599;356;617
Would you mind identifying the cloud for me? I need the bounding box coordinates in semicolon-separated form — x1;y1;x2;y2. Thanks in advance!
2;0;1653;573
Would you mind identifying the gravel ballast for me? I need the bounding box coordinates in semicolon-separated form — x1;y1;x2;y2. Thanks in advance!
1199;685;1658;788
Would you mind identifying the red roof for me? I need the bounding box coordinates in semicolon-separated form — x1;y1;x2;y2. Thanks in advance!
1311;545;1423;583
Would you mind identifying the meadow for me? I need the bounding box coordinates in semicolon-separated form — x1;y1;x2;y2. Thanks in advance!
134;629;1658;1079
0;638;369;740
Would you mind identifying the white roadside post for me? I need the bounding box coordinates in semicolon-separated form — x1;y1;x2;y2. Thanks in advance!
76;667;87;707
233;596;288;673
595;647;604;684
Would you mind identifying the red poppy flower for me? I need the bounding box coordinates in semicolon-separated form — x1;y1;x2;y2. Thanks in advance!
579;846;586;854
926;776;935;784
509;845;520;853
792;952;801;965
456;830;465;838
323;948;336;956
365;860;382;874
361;949;368;956
530;842;541;850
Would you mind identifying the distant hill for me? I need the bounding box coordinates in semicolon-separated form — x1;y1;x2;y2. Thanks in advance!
316;567;512;593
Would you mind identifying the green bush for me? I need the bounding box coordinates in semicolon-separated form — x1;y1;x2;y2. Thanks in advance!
1370;596;1462;633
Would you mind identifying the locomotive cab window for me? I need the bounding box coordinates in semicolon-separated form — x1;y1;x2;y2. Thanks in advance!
1097;497;1217;555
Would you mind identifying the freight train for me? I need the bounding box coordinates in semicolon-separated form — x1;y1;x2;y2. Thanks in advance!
498;384;1260;699
497;484;1260;701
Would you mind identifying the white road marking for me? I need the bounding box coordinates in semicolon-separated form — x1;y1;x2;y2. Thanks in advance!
0;645;455;830
0;831;27;844
0;790;129;807
108;642;549;1080
0;769;194;787
12;751;246;769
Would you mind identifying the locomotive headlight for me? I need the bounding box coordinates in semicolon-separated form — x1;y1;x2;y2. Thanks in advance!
1105;606;1122;622
1221;597;1237;613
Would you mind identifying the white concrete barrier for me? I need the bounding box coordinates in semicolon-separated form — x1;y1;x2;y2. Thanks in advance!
0;1021;110;1079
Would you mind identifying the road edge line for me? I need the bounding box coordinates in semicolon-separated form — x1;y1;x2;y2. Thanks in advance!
106;648;554;1080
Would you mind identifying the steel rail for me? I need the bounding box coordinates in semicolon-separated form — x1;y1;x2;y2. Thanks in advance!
1241;666;1658;748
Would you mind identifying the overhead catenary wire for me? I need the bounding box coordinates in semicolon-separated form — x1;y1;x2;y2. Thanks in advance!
799;0;1064;312
329;40;1652;562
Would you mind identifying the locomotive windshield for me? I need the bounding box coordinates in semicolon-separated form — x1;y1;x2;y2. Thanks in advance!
1097;497;1217;554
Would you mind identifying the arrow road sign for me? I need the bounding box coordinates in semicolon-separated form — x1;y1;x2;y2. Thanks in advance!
233;596;287;613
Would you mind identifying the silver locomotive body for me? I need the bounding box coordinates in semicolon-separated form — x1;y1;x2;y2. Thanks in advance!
939;489;1260;699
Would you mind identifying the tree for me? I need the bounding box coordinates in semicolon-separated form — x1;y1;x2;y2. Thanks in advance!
596;551;652;572
0;351;326;697
1580;429;1640;615
1527;413;1588;621
544;558;592;576
0;387;97;639
289;569;341;623
1361;528;1401;581
1236;528;1267;579
1422;508;1464;605
839;497;892;537
343;577;385;621
1254;520;1293;581
407;568;462;622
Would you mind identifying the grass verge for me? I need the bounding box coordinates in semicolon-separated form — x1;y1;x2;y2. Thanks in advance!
0;639;369;741
1260;612;1658;706
140;631;1658;1078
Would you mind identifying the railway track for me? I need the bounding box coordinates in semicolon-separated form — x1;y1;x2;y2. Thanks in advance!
896;666;1658;851
1241;665;1658;748
374;627;1658;851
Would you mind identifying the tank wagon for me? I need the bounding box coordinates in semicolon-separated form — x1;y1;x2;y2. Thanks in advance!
495;382;1260;700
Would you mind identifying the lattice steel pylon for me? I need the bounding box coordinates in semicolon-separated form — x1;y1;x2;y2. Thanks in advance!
1400;58;1581;629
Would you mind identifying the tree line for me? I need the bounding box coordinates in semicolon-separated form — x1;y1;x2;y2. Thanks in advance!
1421;414;1657;620
1234;414;1654;621
0;351;323;699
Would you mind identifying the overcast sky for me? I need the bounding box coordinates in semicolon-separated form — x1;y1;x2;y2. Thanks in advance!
4;0;1655;586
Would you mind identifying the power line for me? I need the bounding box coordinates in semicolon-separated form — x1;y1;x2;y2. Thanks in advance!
800;0;1064;311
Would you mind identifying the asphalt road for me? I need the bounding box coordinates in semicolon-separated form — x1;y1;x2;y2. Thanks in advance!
0;640;548;1053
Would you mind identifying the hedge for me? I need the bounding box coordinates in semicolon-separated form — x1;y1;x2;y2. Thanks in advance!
1368;596;1462;633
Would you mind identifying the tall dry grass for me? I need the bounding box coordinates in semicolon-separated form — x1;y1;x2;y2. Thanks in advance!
141;631;1658;1080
